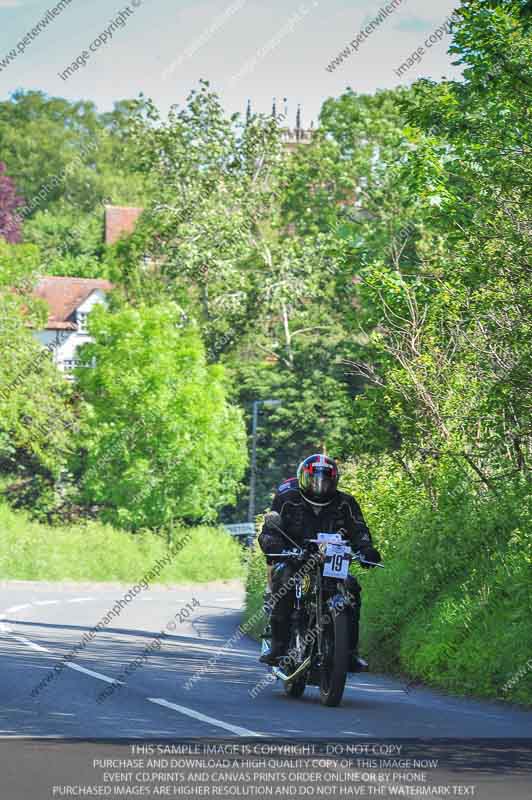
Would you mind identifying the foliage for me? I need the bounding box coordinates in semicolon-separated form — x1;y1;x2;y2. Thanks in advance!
73;302;248;530
232;334;365;516
0;162;24;243
0;90;148;218
343;0;532;488
0;90;150;274
23;205;108;278
115;81;388;515
0;1;530;707
242;539;269;639
244;0;531;705
341;459;532;706
0;241;75;484
114;82;292;339
0;501;245;583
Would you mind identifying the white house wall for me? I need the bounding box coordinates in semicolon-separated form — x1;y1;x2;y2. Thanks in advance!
77;289;107;317
32;289;107;375
33;330;78;367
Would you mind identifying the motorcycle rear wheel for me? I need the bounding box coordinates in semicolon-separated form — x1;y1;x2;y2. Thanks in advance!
319;609;349;707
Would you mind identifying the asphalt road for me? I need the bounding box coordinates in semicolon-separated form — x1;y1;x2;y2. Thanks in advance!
0;579;531;740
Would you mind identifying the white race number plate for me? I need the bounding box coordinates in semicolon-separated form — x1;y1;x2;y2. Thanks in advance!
323;544;350;580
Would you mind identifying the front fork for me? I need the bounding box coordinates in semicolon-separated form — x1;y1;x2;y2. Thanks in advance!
321;581;353;657
292;575;304;660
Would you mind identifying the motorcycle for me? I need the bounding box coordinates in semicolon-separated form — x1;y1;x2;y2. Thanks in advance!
261;516;383;707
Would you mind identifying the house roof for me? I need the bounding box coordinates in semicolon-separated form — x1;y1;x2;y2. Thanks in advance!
34;276;113;330
104;205;143;245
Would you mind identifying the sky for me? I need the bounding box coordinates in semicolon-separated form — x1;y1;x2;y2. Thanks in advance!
0;0;462;126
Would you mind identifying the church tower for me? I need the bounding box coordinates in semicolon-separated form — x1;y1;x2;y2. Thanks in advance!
245;99;316;149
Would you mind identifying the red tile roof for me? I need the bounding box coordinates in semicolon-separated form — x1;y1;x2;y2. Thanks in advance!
104;205;143;245
34;276;113;331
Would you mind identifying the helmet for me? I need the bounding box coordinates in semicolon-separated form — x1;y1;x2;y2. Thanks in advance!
297;454;339;506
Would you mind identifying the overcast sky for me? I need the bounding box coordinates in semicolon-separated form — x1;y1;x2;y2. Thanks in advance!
0;0;462;126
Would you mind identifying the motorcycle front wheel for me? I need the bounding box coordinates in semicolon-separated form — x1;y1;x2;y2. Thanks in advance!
284;673;306;699
319;609;349;707
283;624;307;699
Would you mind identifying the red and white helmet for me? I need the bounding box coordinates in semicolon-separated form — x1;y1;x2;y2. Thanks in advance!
297;454;339;506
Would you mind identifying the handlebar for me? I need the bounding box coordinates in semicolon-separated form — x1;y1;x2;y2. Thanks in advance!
267;542;384;568
267;549;308;559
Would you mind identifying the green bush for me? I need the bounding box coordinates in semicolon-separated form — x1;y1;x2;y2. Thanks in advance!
242;538;269;640
341;458;532;706
0;503;245;584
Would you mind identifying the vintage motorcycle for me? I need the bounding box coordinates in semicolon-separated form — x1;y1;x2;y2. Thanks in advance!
261;516;383;707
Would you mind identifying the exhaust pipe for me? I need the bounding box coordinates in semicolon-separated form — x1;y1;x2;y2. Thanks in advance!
272;656;311;683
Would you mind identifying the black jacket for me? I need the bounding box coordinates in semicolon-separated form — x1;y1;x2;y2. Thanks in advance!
258;477;373;563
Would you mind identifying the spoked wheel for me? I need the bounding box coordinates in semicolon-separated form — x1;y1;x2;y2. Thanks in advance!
319;609;349;707
283;626;307;699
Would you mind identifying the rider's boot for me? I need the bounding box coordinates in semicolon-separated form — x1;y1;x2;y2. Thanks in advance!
259;617;288;665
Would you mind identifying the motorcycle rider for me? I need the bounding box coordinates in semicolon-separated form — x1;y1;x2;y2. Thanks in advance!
258;454;381;670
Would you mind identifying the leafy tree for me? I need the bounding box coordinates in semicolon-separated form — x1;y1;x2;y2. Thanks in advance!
23;205;108;279
105;81;423;513
0;91;150;281
74;303;248;530
332;0;532;494
231;333;365;514
0;162;24;243
0;91;148;219
0;241;76;494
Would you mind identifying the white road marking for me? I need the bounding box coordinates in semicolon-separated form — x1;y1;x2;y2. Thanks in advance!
0;606;14;633
5;604;31;613
65;663;124;685
13;635;50;653
0;734;71;739
424;705;508;721
12;627;125;685
355;681;395;687
342;730;371;736
147;698;262;738
67;597;92;604
346;684;405;693
34;600;59;606
214;597;242;604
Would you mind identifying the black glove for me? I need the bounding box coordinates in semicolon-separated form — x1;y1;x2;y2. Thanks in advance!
258;529;284;556
359;545;381;568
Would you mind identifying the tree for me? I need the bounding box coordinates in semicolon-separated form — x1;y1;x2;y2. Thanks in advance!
0;91;149;220
23;206;108;279
108;82;424;514
74;302;248;530
0;241;76;496
339;0;532;490
0;162;24;243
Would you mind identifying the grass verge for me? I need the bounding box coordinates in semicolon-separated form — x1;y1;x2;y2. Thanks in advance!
0;502;245;584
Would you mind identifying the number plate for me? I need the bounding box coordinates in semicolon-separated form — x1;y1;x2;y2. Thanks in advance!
317;532;343;544
323;544;350;579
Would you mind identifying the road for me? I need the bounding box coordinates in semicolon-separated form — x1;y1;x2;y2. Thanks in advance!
1;579;531;740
